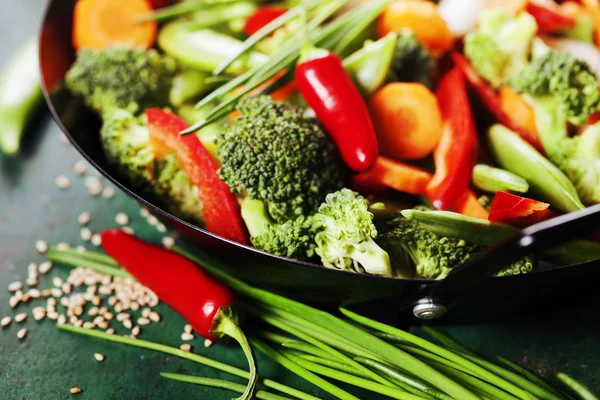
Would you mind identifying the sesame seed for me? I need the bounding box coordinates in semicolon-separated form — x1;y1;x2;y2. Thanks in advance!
33;312;46;321
41;289;52;297
17;328;27;340
25;277;38;287
28;289;41;298
179;344;191;352
106;328;115;335
83;322;95;329
116;313;130;322
61;283;72;295
149;312;161;322
161;237;175;248
147;215;159;226
103;312;114;321
15;313;27;323
51;288;63;298
184;324;192;334
91;234;102;247
56;242;70;251
47;297;57;306
108;297;117;307
73;319;83;327
102;186;116;199
47;311;59;320
204;339;213;348
9;297;19;308
88;307;98;317
58;315;67;325
94;353;105;362
35;240;48;254
91;296;101;306
21;294;32;303
28;263;37;273
141;308;151;318
97;321;109;329
93;316;104;325
130;302;140;311
1;317;12;327
140;208;150;218
132;326;141;336
115;213;129;226
80;228;92;242
52;277;63;288
55;175;71;190
181;332;194;341
137;317;150;326
88;183;103;197
77;212;91;226
156;223;167;233
73;160;88;175
70;387;82;394
38;261;53;274
8;281;23;292
121;227;135;235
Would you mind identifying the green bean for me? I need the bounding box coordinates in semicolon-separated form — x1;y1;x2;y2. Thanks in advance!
472;164;529;194
557;373;598;400
57;325;318;400
488;124;584;212
160;374;292;400
252;338;359;400
282;352;424;400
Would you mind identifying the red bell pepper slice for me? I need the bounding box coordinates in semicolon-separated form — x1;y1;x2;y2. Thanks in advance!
243;5;288;36
452;52;544;152
427;67;478;210
146;109;249;245
489;191;552;227
526;0;577;33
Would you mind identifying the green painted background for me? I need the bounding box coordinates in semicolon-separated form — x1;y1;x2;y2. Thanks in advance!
0;1;599;398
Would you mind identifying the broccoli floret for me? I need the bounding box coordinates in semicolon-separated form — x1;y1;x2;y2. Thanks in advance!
217;96;346;223
388;30;436;88
65;47;177;115
508;51;600;203
464;10;537;87
314;189;392;276
100;109;204;225
378;218;535;279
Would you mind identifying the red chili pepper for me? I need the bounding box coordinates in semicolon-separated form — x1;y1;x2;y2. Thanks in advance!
146;109;249;245
526;0;576;33
100;229;258;398
295;48;379;172
243;5;288;36
451;52;544;152
489;191;551;227
426;67;478;210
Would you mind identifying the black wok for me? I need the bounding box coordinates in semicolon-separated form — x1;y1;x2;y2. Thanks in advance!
39;0;600;323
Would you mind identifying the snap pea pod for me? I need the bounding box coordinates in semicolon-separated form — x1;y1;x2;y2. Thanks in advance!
472;164;529;194
401;209;600;265
343;33;397;97
170;70;213;107
488;124;585;212
158;22;268;74
0;38;43;155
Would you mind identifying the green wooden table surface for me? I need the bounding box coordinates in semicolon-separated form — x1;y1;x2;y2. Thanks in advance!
1;1;599;399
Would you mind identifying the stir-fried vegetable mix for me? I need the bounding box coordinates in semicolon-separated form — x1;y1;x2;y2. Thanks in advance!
61;0;600;280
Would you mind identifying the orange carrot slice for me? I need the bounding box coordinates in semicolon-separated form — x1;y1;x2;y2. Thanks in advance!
353;156;432;195
453;190;490;220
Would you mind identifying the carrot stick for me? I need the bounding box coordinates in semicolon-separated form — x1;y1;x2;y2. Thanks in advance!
377;0;454;52
368;82;443;160
498;86;537;139
353;156;432;195
73;0;157;51
453;190;490;220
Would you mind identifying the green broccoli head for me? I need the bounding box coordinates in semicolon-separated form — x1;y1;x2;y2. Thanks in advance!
314;189;392;276
551;123;600;204
377;218;480;279
388;30;435;88
464;10;537;87
65;47;177;115
100;109;204;225
495;257;535;277
509;51;600;126
253;215;319;261
217;96;346;223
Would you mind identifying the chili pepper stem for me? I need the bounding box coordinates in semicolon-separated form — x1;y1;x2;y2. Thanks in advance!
211;305;258;400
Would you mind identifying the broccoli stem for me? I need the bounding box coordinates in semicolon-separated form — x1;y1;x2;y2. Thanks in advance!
349;238;393;277
241;197;273;238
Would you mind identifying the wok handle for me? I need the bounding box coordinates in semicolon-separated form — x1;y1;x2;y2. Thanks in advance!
412;203;600;320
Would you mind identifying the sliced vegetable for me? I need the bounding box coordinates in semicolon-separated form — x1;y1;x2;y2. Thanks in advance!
453;190;490;220
158;21;268;74
146;109;249;244
488;124;585;212
427;68;478;211
498;86;538;143
170;70;211;107
351;156;432;195
369;82;443;160
377;0;454;53
557;373;599;400
438;0;484;37
72;0;157;50
244;5;289;36
452;52;543;151
473;164;529;194
489;191;551;226
343;33;397;97
295;47;378;172
0;38;43;155
526;0;577;33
